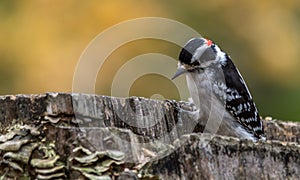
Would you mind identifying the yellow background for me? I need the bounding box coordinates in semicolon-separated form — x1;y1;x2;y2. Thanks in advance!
0;1;300;121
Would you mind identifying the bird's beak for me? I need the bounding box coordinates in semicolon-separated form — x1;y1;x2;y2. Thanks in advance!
172;67;186;80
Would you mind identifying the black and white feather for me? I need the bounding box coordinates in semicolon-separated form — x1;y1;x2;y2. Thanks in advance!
172;37;265;141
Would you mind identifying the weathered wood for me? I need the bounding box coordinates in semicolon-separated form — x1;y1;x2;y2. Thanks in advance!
1;93;299;143
0;93;299;179
142;133;300;179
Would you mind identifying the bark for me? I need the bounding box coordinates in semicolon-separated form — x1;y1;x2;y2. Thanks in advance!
0;93;299;179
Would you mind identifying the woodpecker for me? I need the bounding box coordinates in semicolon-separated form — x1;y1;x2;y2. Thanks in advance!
172;37;265;141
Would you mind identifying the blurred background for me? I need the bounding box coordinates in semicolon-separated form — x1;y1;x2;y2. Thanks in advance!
0;0;300;121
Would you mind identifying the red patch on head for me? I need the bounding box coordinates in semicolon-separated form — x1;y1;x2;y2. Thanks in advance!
205;38;213;46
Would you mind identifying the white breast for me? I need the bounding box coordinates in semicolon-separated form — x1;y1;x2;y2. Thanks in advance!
185;71;256;140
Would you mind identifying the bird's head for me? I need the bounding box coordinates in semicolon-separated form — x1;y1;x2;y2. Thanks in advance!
172;38;218;79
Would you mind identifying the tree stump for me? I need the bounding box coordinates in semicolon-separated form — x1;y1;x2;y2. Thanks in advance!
0;93;299;179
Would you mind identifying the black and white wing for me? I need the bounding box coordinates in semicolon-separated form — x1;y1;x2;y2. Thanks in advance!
221;54;265;139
